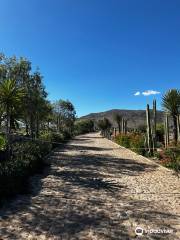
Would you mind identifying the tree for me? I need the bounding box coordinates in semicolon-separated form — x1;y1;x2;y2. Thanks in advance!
21;71;48;138
0;53;78;142
97;118;112;137
113;113;122;133
74;119;94;135
53;99;76;135
0;79;24;133
162;89;180;144
39;101;53;132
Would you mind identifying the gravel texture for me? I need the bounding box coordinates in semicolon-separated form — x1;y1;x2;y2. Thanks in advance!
0;132;179;240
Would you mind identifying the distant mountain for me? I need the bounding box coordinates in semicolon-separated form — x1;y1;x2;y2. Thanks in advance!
80;109;165;129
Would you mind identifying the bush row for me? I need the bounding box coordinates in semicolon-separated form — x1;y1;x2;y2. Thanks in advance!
0;140;52;202
115;133;180;172
160;147;180;172
0;128;74;203
40;131;71;147
74;119;94;135
115;133;145;155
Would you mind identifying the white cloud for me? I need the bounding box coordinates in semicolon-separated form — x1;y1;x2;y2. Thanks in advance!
142;90;160;96
134;91;141;96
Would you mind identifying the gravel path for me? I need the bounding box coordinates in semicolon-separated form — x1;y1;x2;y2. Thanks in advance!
0;132;179;240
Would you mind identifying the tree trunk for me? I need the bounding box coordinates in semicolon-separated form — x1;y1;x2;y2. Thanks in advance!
6;106;11;157
30;115;35;139
25;122;29;135
36;115;39;138
6;106;10;134
48;121;50;132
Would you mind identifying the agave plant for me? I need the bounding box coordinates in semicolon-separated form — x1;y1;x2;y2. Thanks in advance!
162;89;180;144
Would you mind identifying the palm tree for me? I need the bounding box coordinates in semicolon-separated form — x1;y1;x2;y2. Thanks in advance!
0;79;24;133
113;113;122;133
162;89;180;144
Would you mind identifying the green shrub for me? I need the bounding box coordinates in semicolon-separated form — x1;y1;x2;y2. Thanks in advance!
153;151;161;159
129;133;145;155
40;130;73;149
40;132;63;146
61;130;72;141
0;141;52;201
40;132;53;142
115;133;145;155
38;141;52;156
40;131;71;143
163;148;180;172
0;135;6;150
156;123;164;143
74;119;94;135
12;141;51;173
115;134;131;148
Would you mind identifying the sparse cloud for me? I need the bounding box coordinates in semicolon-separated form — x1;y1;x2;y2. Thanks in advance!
134;91;140;96
134;90;161;97
142;90;160;96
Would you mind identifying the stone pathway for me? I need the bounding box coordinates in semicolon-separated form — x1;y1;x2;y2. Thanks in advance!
0;133;179;240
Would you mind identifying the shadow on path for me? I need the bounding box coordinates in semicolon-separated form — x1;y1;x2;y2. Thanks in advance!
0;136;179;240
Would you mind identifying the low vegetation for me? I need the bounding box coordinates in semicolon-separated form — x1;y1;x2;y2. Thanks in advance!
0;141;52;201
98;89;180;173
115;133;145;155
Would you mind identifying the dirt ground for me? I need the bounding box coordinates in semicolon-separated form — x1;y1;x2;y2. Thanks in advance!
0;132;179;240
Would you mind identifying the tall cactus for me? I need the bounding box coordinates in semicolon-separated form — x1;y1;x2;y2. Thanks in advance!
113;127;117;137
152;100;157;151
124;119;127;134
177;115;180;142
164;114;170;149
121;118;127;134
121;118;124;133
146;104;152;154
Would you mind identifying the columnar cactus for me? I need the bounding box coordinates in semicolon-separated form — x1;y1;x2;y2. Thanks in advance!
164;114;170;148
177;115;180;142
124;119;127;134
114;127;117;137
121;118;124;133
146;104;152;154
152;99;157;151
120;118;127;134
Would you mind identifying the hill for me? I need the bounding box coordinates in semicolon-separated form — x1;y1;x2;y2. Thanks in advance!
80;109;165;129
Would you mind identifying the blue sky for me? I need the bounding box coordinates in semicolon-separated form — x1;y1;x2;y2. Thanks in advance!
0;0;180;116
